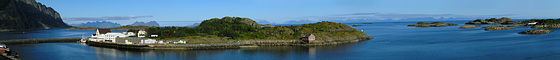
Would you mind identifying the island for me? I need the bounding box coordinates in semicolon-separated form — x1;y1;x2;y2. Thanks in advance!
84;17;373;50
518;29;553;34
482;25;516;31
465;17;516;24
459;25;477;29
408;22;458;27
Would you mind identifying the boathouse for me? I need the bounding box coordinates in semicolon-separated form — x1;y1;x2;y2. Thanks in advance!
300;34;315;43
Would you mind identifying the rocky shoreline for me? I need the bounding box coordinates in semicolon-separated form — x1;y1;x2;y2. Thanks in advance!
86;36;373;50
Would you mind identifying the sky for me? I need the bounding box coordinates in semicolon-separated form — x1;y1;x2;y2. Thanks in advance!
36;0;560;26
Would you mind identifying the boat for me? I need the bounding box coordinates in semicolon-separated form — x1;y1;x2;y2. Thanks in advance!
80;35;87;43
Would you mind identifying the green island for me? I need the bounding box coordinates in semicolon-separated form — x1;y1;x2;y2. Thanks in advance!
407;22;458;27
140;17;370;42
85;17;373;50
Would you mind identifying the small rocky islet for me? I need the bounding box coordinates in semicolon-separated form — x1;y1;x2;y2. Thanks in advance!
407;22;458;27
518;29;554;34
459;25;477;29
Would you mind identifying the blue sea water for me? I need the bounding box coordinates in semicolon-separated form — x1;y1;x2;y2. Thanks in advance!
2;20;560;60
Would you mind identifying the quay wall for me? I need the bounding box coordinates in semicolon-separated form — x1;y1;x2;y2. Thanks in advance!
87;36;373;50
0;38;81;44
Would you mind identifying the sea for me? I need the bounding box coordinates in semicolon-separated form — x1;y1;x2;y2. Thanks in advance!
1;20;560;60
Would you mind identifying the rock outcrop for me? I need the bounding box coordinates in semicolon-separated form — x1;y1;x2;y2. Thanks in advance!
408;22;458;27
0;0;69;31
482;25;516;31
459;25;477;29
518;29;553;34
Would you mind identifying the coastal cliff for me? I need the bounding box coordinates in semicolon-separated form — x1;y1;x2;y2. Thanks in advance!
0;0;69;31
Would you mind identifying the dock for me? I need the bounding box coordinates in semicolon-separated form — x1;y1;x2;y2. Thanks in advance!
0;38;81;44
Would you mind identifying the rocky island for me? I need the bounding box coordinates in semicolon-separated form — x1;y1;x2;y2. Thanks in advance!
408;22;458;27
0;0;70;31
459;25;477;29
482;25;516;31
466;17;517;24
86;17;373;50
518;29;554;34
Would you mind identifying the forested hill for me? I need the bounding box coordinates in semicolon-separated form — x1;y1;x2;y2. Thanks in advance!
0;0;69;30
144;17;371;40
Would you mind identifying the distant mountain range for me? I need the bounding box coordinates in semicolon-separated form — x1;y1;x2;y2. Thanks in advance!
0;0;70;30
71;21;160;28
71;21;121;28
130;21;159;27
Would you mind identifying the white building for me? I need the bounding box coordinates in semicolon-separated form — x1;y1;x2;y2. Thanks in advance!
89;28;135;42
138;30;146;38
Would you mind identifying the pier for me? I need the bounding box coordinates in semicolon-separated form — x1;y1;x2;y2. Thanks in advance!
0;38;81;44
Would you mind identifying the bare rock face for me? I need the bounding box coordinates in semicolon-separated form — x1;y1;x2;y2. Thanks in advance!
459;25;477;29
0;0;69;30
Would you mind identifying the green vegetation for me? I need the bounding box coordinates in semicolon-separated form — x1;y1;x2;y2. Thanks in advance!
140;17;367;40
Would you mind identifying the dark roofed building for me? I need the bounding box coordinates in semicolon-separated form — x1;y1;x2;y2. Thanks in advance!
96;28;112;34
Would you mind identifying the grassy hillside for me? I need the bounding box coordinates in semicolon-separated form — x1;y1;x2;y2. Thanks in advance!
142;17;369;40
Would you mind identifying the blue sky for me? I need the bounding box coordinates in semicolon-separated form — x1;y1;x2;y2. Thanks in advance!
36;0;560;26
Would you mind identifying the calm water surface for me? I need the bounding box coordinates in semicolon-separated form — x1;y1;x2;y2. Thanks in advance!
2;20;560;60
